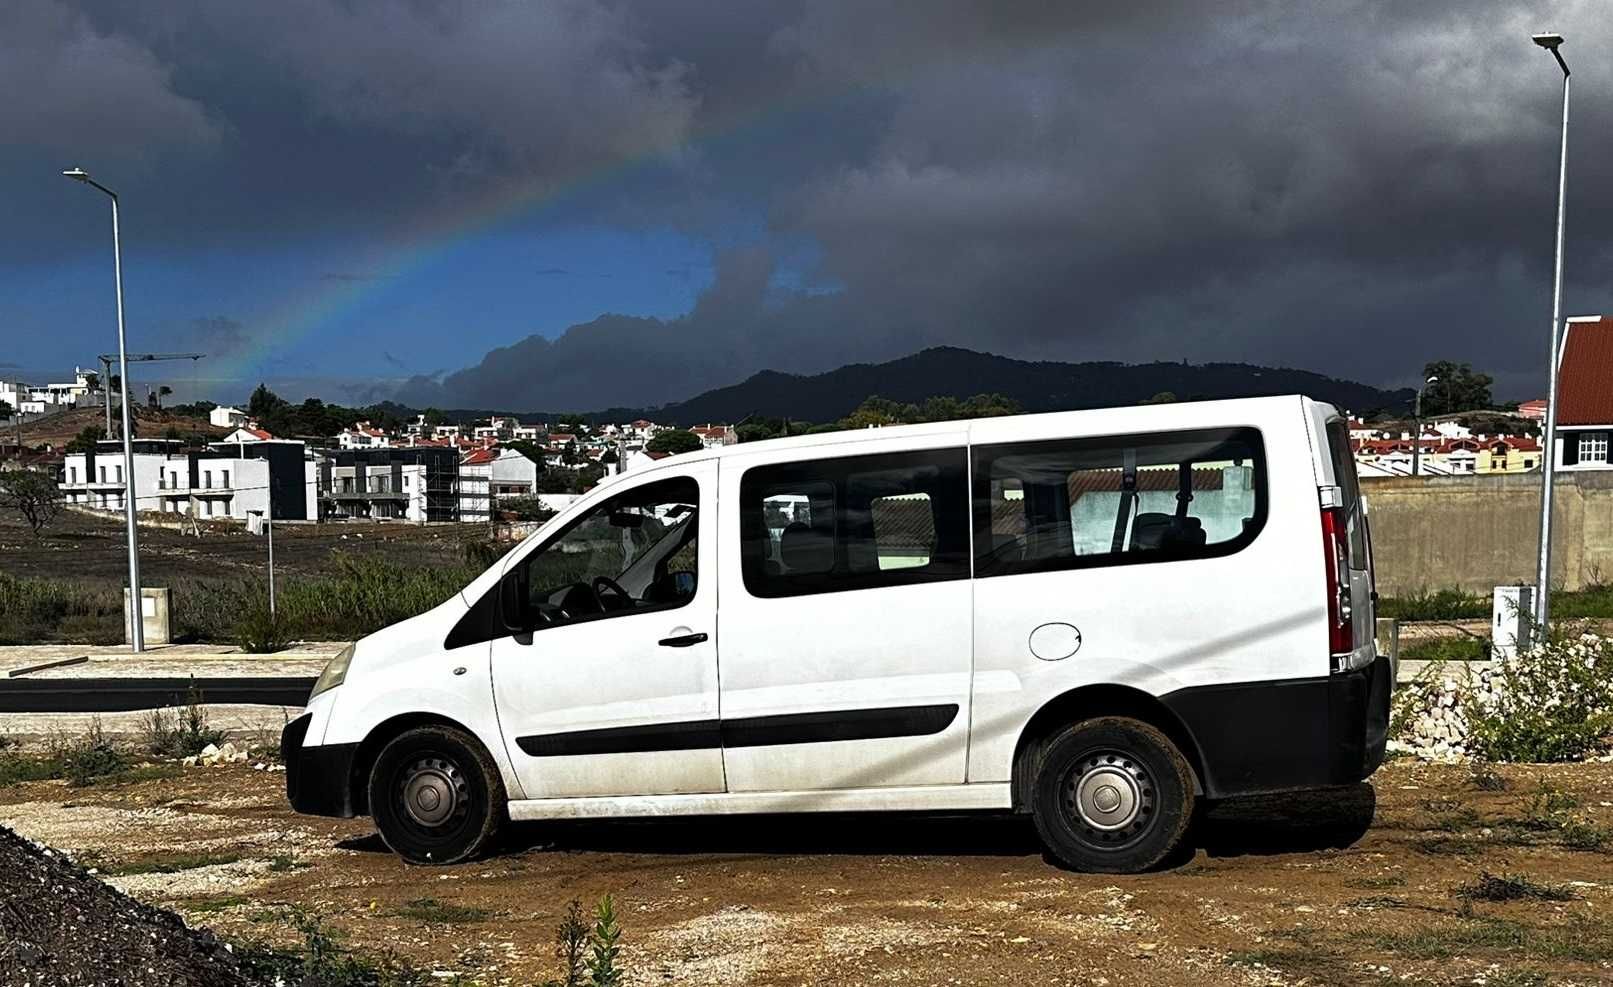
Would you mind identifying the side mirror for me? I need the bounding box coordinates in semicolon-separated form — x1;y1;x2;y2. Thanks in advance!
499;569;533;635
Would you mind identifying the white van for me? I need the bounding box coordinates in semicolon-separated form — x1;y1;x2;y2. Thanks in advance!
283;396;1390;873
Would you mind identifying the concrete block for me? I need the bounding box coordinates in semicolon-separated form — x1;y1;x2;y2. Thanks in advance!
123;587;171;646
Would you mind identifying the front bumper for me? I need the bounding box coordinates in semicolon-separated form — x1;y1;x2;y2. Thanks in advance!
1162;654;1392;799
281;713;360;818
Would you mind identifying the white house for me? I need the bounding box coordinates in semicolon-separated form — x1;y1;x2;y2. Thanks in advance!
459;447;540;522
689;423;737;448
338;421;393;450
220;424;273;444
210;405;248;428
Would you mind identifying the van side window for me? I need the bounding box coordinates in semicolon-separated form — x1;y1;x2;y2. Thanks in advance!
740;448;969;598
973;428;1266;577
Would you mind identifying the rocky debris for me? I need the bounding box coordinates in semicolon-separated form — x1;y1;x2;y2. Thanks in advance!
0;823;251;987
182;742;252;767
1390;665;1504;761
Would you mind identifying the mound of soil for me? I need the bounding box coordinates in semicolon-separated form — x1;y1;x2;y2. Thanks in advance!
0;824;249;987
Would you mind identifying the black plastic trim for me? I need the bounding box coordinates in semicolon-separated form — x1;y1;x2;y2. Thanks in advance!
1160;656;1391;799
516;703;960;757
282;713;359;818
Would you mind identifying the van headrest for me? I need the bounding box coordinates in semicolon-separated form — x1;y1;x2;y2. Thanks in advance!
780;523;834;574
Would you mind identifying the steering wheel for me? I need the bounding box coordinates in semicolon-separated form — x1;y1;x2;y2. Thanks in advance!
590;575;631;611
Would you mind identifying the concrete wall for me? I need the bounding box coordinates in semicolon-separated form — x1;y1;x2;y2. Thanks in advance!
1363;471;1613;595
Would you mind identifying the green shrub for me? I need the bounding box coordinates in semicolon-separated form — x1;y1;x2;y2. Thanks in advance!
235;600;290;653
52;721;130;787
1401;636;1489;662
1469;627;1613;762
140;686;228;757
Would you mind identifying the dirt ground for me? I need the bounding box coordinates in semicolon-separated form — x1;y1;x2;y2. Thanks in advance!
4;759;1613;986
0;506;471;586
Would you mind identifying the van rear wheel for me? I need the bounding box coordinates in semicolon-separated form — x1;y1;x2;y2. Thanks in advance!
1029;716;1195;873
369;725;504;865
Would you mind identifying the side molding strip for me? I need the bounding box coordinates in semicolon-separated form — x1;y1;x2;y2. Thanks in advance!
515;703;960;758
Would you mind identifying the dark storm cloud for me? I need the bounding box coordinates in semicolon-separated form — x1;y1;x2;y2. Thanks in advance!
9;0;1613;406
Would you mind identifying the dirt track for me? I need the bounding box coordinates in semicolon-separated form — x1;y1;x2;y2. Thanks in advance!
5;759;1613;985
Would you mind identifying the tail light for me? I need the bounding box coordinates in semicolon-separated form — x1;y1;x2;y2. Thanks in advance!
1320;507;1353;654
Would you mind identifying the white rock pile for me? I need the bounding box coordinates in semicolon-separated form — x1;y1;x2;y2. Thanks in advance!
1389;665;1504;762
181;742;251;767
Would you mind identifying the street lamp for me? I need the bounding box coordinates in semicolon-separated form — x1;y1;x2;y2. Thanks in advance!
1531;32;1570;632
63;166;144;653
1413;375;1439;477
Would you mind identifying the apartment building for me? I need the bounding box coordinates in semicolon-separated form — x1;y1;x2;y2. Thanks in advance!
63;438;316;520
318;447;459;523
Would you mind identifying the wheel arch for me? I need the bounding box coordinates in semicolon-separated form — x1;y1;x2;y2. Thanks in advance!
349;711;493;816
1009;684;1208;812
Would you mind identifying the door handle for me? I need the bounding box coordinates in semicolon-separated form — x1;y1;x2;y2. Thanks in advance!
658;632;708;648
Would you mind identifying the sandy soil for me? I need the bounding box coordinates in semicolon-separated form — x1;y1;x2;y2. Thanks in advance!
5;759;1613;985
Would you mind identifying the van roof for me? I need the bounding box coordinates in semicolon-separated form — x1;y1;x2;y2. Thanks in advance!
596;394;1331;489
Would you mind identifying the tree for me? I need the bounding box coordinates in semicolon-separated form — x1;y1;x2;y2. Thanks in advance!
65;425;106;454
422;407;446;427
247;383;288;420
735;422;777;443
646;429;703;455
0;469;63;536
1421;361;1494;416
82;372;100;392
1140;391;1179;405
0;398;11;421
157;385;172;408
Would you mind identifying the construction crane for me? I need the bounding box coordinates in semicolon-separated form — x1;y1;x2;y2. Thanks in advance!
96;352;205;438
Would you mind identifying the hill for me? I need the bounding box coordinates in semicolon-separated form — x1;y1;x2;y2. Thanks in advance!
9;404;227;450
634;347;1413;425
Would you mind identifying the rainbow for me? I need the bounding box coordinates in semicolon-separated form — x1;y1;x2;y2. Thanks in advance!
196;82;876;401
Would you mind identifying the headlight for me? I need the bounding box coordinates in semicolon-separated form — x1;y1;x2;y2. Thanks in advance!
310;644;355;700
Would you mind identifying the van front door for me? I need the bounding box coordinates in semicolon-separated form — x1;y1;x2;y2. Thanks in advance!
490;462;723;799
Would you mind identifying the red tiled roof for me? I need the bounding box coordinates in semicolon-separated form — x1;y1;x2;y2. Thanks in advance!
245;427;272;440
1558;317;1613;426
462;448;497;465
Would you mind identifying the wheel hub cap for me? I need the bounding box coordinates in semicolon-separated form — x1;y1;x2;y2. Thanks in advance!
1066;751;1155;842
401;757;465;828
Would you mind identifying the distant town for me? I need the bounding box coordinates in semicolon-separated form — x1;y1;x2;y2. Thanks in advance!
2;321;1611;531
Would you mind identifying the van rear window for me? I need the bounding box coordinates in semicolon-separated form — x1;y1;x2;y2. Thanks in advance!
973;428;1266;577
1324;419;1368;567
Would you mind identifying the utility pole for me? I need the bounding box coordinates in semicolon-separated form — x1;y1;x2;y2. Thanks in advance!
267;511;275;616
1413;376;1438;477
64;167;144;653
1532;31;1571;632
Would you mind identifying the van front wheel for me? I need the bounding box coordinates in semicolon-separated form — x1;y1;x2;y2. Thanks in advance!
1029;717;1195;873
369;725;504;865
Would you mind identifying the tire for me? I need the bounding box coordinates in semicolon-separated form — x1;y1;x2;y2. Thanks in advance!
1028;716;1196;873
368;725;505;865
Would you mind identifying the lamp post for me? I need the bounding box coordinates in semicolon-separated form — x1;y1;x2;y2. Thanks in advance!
1413;375;1439;477
1532;32;1570;631
63;167;144;652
